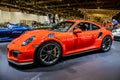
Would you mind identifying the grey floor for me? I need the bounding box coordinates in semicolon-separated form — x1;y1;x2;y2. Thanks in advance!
0;41;120;80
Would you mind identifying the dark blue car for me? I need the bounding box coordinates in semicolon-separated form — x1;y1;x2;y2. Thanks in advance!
0;24;35;41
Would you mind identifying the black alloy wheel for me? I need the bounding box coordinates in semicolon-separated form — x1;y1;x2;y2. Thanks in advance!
36;42;61;66
101;36;112;52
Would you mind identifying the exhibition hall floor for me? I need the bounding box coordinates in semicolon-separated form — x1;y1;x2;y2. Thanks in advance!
0;41;120;80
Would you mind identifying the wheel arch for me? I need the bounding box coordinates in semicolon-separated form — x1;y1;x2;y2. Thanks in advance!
102;34;113;41
100;34;113;52
33;39;64;63
101;34;113;45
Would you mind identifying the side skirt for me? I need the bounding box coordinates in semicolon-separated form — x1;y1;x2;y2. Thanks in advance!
64;48;99;57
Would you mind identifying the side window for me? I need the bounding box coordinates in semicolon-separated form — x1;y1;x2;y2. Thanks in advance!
73;22;91;31
90;24;100;30
73;23;82;31
80;22;90;31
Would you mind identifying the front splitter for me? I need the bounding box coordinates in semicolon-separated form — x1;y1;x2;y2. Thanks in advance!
8;59;33;65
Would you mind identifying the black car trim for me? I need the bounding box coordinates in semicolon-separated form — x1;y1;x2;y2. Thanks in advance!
8;59;33;65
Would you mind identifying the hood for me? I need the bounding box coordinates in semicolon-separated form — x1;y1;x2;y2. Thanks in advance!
0;28;9;30
11;29;65;44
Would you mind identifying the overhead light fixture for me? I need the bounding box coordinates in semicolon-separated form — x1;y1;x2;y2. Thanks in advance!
97;7;100;9
45;5;48;8
67;3;70;6
73;8;75;10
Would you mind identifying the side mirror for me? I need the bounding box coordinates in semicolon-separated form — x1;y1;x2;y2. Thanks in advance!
73;28;82;34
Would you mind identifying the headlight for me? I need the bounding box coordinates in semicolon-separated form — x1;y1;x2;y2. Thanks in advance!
21;36;36;46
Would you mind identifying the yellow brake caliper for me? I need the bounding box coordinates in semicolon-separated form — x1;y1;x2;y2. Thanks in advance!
53;48;57;58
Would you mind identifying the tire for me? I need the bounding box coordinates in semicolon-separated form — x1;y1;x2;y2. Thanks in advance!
36;41;62;66
101;36;112;52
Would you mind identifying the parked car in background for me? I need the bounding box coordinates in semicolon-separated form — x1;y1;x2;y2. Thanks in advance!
112;28;120;41
0;23;35;41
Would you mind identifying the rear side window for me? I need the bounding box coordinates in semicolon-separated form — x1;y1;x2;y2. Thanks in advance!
90;24;100;30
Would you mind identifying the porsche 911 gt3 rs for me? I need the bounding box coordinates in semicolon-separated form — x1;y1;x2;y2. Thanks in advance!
8;20;113;66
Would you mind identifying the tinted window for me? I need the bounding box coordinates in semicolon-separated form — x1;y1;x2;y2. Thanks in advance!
90;24;100;30
74;22;90;31
51;21;74;32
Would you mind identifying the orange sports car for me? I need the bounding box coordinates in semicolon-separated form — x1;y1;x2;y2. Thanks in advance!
8;20;113;66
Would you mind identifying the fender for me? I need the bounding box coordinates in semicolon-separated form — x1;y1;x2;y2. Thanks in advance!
37;36;66;56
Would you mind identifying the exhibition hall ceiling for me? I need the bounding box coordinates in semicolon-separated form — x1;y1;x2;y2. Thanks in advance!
0;0;120;17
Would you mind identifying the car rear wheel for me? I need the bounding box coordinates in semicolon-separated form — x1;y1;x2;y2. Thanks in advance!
101;36;112;52
36;41;61;66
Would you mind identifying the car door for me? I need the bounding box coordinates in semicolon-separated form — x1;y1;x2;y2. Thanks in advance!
76;31;96;51
74;22;98;51
65;22;97;55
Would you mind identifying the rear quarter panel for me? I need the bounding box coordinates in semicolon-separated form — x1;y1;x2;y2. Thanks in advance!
97;27;113;48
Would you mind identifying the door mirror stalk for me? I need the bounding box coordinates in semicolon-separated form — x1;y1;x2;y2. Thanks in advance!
73;28;82;34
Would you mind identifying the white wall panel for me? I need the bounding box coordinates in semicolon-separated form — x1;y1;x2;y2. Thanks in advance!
1;11;11;23
38;16;50;23
11;12;22;23
10;12;39;23
38;16;44;23
0;10;50;24
44;16;50;23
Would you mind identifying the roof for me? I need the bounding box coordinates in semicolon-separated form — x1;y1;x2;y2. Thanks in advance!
0;0;120;17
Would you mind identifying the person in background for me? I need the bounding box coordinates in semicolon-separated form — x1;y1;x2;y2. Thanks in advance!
5;22;12;28
112;19;119;30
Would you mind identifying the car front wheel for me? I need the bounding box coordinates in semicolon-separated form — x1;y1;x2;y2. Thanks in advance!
36;41;62;66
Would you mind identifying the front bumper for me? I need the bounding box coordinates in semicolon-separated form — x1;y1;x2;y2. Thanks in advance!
7;41;40;65
8;48;35;65
8;59;33;65
112;32;120;41
114;36;120;41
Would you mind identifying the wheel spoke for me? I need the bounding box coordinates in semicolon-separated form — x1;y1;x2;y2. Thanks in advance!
42;49;47;53
107;39;111;42
48;55;54;61
47;45;52;50
42;55;49;61
47;55;51;61
50;55;55;60
102;43;105;48
41;54;47;57
53;46;57;50
46;46;49;50
50;45;54;50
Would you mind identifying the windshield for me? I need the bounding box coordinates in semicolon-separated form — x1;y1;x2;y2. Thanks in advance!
50;21;74;32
